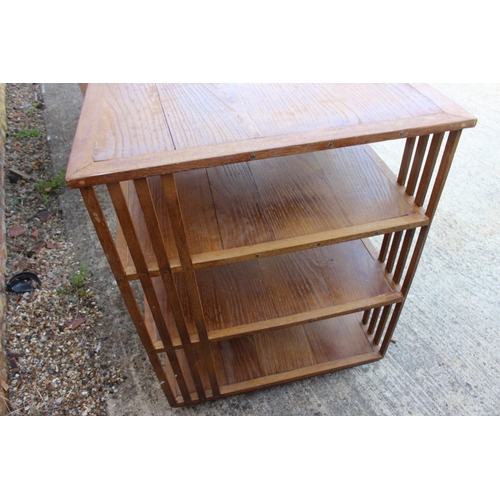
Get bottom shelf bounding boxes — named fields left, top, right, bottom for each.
left=163, top=312, right=382, bottom=405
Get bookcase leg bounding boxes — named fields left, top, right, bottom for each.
left=375, top=131, right=464, bottom=355
left=79, top=187, right=178, bottom=407
left=107, top=182, right=194, bottom=403
left=161, top=174, right=221, bottom=398
left=133, top=178, right=207, bottom=401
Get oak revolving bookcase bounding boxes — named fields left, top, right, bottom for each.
left=66, top=84, right=476, bottom=407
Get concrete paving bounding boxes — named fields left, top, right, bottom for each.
left=42, top=83, right=500, bottom=415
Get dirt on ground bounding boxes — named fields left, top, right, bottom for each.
left=3, top=83, right=124, bottom=416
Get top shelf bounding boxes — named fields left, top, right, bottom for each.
left=66, top=83, right=477, bottom=187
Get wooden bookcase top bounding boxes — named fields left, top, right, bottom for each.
left=66, top=83, right=476, bottom=187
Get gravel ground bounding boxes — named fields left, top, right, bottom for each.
left=4, top=83, right=124, bottom=416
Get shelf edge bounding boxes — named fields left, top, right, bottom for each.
left=221, top=350, right=383, bottom=398
left=123, top=213, right=429, bottom=280
left=208, top=292, right=403, bottom=342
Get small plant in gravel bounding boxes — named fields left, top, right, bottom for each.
left=70, top=263, right=90, bottom=297
left=27, top=102, right=44, bottom=115
left=58, top=264, right=90, bottom=300
left=13, top=127, right=40, bottom=138
left=35, top=169, right=66, bottom=204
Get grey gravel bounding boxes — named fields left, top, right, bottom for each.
left=4, top=83, right=124, bottom=416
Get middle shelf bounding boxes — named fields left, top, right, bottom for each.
left=144, top=238, right=403, bottom=349
left=116, top=144, right=428, bottom=279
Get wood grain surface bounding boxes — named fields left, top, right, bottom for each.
left=67, top=84, right=476, bottom=187
left=115, top=145, right=422, bottom=278
left=144, top=239, right=401, bottom=347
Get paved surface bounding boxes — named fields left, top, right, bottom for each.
left=42, top=83, right=500, bottom=416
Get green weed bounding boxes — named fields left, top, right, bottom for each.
left=36, top=170, right=66, bottom=204
left=57, top=264, right=90, bottom=299
left=13, top=128, right=40, bottom=138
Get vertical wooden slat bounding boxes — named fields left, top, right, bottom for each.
left=368, top=307, right=381, bottom=335
left=414, top=132, right=445, bottom=207
left=393, top=229, right=416, bottom=285
left=406, top=135, right=430, bottom=196
left=370, top=129, right=459, bottom=355
left=397, top=137, right=416, bottom=186
left=134, top=177, right=207, bottom=401
left=373, top=305, right=392, bottom=346
left=362, top=310, right=371, bottom=325
left=426, top=130, right=462, bottom=219
left=385, top=231, right=403, bottom=274
left=378, top=233, right=392, bottom=263
left=79, top=187, right=178, bottom=407
left=380, top=303, right=403, bottom=355
left=161, top=173, right=221, bottom=397
left=107, top=182, right=192, bottom=403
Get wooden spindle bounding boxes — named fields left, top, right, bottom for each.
left=80, top=187, right=177, bottom=406
left=161, top=173, right=221, bottom=398
left=397, top=137, right=416, bottom=186
left=380, top=303, right=403, bottom=356
left=362, top=309, right=371, bottom=325
left=107, top=182, right=192, bottom=403
left=406, top=135, right=430, bottom=196
left=393, top=229, right=416, bottom=285
left=378, top=233, right=392, bottom=263
left=134, top=178, right=207, bottom=401
left=426, top=130, right=462, bottom=220
left=414, top=133, right=445, bottom=207
left=373, top=305, right=392, bottom=346
left=385, top=231, right=403, bottom=274
left=368, top=308, right=381, bottom=335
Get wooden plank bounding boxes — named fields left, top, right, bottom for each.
left=220, top=352, right=382, bottom=397
left=209, top=343, right=228, bottom=388
left=235, top=84, right=444, bottom=137
left=174, top=170, right=224, bottom=254
left=68, top=84, right=477, bottom=188
left=196, top=258, right=279, bottom=331
left=120, top=213, right=429, bottom=279
left=315, top=240, right=395, bottom=303
left=218, top=336, right=262, bottom=385
left=380, top=303, right=404, bottom=356
left=68, top=82, right=476, bottom=189
left=207, top=162, right=275, bottom=248
left=93, top=83, right=175, bottom=162
left=209, top=293, right=402, bottom=342
left=258, top=249, right=334, bottom=318
left=315, top=147, right=415, bottom=226
left=116, top=145, right=420, bottom=273
left=304, top=314, right=374, bottom=364
left=195, top=241, right=396, bottom=334
left=156, top=83, right=262, bottom=149
left=254, top=326, right=316, bottom=376
left=66, top=85, right=105, bottom=181
left=249, top=152, right=349, bottom=238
